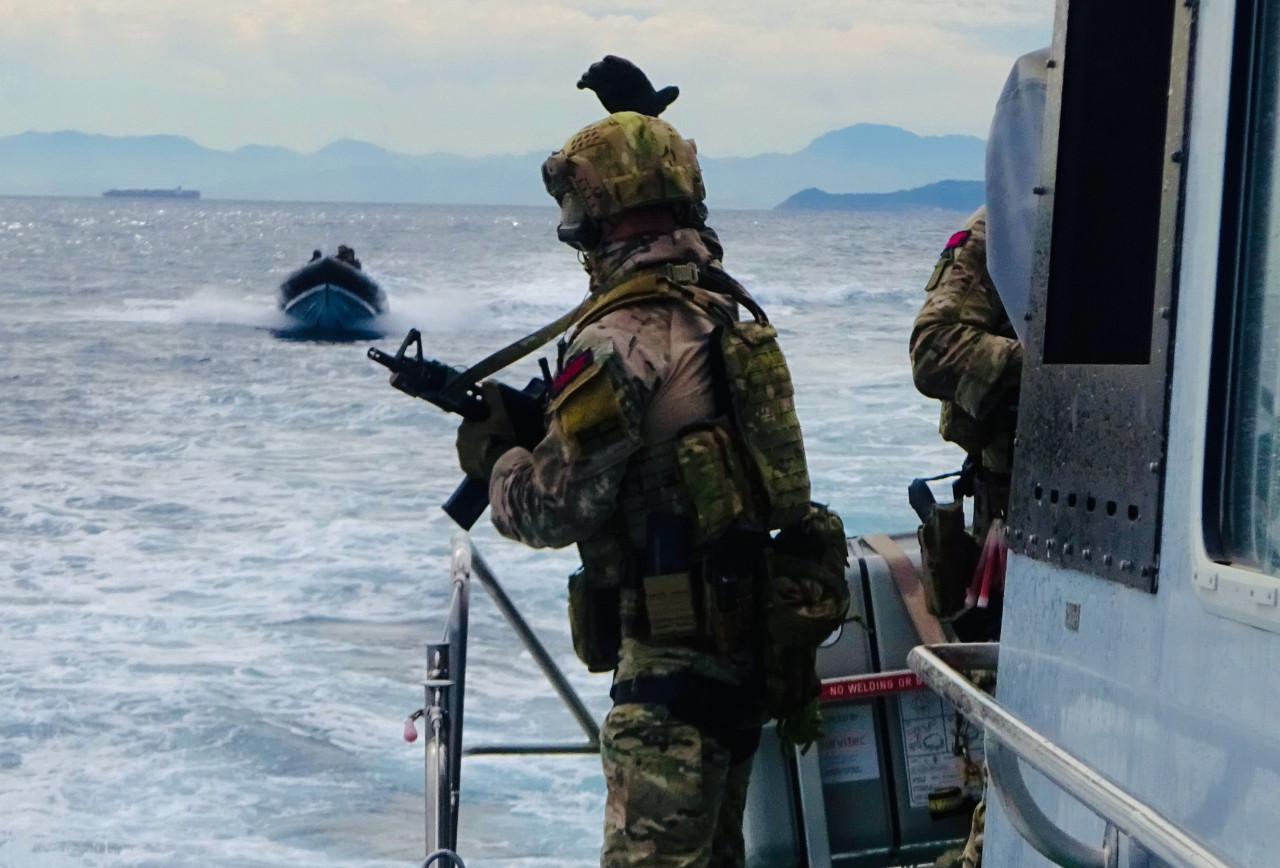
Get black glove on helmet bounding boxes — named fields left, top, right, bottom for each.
left=577, top=55, right=679, bottom=117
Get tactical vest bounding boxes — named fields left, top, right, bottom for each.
left=563, top=264, right=814, bottom=672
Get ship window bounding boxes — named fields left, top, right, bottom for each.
left=1208, top=0, right=1280, bottom=574
left=1042, top=0, right=1175, bottom=365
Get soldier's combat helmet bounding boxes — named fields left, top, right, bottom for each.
left=542, top=111, right=705, bottom=250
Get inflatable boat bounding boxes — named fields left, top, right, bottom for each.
left=277, top=256, right=388, bottom=338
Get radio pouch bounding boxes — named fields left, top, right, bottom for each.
left=917, top=499, right=979, bottom=618
left=762, top=503, right=851, bottom=721
left=568, top=528, right=626, bottom=672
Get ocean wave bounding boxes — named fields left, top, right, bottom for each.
left=0, top=201, right=966, bottom=866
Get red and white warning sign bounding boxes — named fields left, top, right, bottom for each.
left=820, top=670, right=925, bottom=703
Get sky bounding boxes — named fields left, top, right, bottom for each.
left=0, top=0, right=1053, bottom=158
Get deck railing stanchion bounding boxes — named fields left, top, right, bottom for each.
left=418, top=532, right=602, bottom=865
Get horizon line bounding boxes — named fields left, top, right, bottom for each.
left=0, top=180, right=985, bottom=213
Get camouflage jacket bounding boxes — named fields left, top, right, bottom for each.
left=489, top=228, right=757, bottom=688
left=909, top=207, right=1021, bottom=474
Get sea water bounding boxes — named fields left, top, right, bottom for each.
left=0, top=197, right=967, bottom=866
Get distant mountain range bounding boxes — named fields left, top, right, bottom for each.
left=777, top=180, right=984, bottom=212
left=0, top=124, right=985, bottom=210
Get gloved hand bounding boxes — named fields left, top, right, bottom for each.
left=455, top=381, right=519, bottom=480
left=577, top=55, right=679, bottom=117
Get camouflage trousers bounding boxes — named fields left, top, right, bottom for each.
left=600, top=702, right=755, bottom=868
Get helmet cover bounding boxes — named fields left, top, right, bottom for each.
left=542, top=111, right=705, bottom=223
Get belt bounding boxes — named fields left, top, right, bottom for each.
left=611, top=673, right=764, bottom=762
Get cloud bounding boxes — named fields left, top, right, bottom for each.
left=0, top=0, right=1052, bottom=156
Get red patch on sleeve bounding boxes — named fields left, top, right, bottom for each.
left=552, top=349, right=594, bottom=394
left=944, top=230, right=971, bottom=251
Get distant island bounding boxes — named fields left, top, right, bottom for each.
left=103, top=187, right=200, bottom=199
left=0, top=125, right=983, bottom=209
left=776, top=179, right=983, bottom=212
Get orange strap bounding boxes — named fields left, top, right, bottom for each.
left=862, top=533, right=948, bottom=646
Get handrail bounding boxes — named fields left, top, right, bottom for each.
left=418, top=532, right=602, bottom=865
left=466, top=743, right=601, bottom=756
left=907, top=643, right=1236, bottom=868
left=986, top=740, right=1115, bottom=868
left=465, top=541, right=600, bottom=750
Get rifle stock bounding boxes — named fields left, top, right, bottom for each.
left=368, top=329, right=549, bottom=529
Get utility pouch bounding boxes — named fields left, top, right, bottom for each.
left=569, top=529, right=625, bottom=672
left=636, top=514, right=700, bottom=644
left=761, top=503, right=851, bottom=720
left=643, top=572, right=699, bottom=641
left=568, top=567, right=621, bottom=672
left=917, top=499, right=979, bottom=618
left=718, top=322, right=811, bottom=529
left=675, top=423, right=749, bottom=541
left=767, top=505, right=850, bottom=645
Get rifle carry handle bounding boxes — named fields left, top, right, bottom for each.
left=368, top=329, right=550, bottom=530
left=367, top=329, right=487, bottom=420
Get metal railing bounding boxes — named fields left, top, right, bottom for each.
left=461, top=534, right=600, bottom=756
left=418, top=534, right=471, bottom=866
left=415, top=532, right=600, bottom=867
left=907, top=643, right=1236, bottom=868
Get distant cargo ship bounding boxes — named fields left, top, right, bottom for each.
left=102, top=187, right=200, bottom=200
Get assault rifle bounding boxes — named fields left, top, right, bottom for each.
left=368, top=328, right=550, bottom=529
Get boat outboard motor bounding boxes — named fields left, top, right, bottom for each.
left=985, top=47, right=1049, bottom=344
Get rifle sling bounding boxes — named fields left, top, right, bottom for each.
left=439, top=263, right=755, bottom=404
left=572, top=264, right=755, bottom=339
left=438, top=298, right=589, bottom=404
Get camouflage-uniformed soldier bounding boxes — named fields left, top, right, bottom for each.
left=912, top=208, right=1017, bottom=868
left=456, top=111, right=817, bottom=868
left=910, top=206, right=1021, bottom=537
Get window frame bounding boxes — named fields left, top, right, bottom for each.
left=1197, top=0, right=1280, bottom=632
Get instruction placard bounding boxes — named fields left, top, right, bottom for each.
left=898, top=689, right=976, bottom=807
left=818, top=703, right=880, bottom=784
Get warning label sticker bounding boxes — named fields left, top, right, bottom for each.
left=820, top=671, right=923, bottom=702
